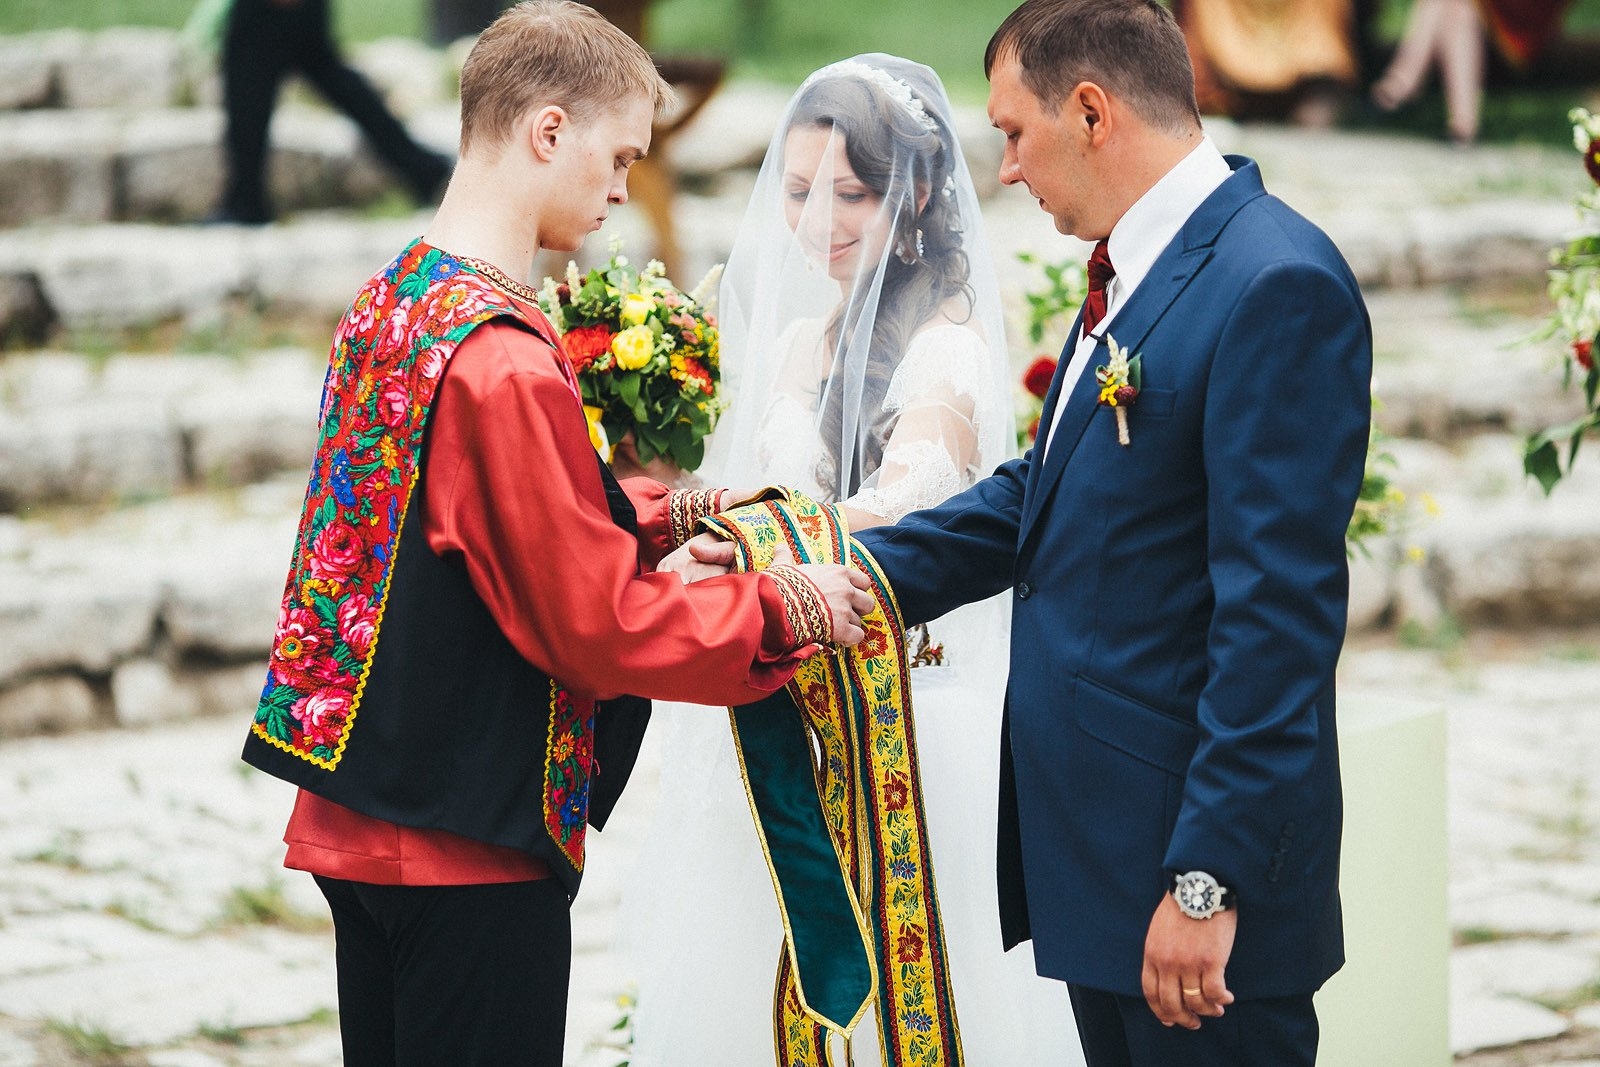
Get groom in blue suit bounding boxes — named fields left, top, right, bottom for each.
left=853, top=1, right=1371, bottom=1063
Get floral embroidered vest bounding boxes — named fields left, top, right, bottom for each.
left=241, top=240, right=647, bottom=896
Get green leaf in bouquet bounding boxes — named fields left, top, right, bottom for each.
left=577, top=276, right=609, bottom=309
left=676, top=436, right=706, bottom=471
left=617, top=372, right=641, bottom=407
left=602, top=414, right=629, bottom=448
left=605, top=263, right=638, bottom=291
left=639, top=423, right=669, bottom=456
left=670, top=421, right=696, bottom=452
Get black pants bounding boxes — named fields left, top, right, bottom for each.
left=315, top=876, right=571, bottom=1067
left=1068, top=984, right=1319, bottom=1067
left=220, top=0, right=450, bottom=222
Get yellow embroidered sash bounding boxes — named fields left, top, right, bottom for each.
left=702, top=491, right=964, bottom=1067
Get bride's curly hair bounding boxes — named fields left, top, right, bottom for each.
left=788, top=67, right=975, bottom=496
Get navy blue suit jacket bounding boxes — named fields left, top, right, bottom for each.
left=856, top=158, right=1371, bottom=1000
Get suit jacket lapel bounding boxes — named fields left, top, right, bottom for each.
left=1017, top=157, right=1268, bottom=550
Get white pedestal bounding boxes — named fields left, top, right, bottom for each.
left=1317, top=694, right=1450, bottom=1067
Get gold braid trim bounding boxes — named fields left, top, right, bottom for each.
left=456, top=255, right=543, bottom=304
left=667, top=488, right=722, bottom=548
left=765, top=563, right=832, bottom=649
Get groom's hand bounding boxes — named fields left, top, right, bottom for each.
left=1141, top=893, right=1236, bottom=1029
left=795, top=564, right=874, bottom=646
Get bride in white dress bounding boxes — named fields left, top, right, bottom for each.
left=624, top=54, right=1083, bottom=1066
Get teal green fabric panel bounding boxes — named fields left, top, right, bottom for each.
left=733, top=689, right=873, bottom=1029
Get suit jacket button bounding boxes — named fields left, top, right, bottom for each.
left=1017, top=581, right=1033, bottom=600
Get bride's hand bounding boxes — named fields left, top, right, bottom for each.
left=658, top=532, right=733, bottom=584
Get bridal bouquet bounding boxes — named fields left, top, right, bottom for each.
left=540, top=242, right=726, bottom=471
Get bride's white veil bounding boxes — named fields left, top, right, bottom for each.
left=702, top=52, right=1015, bottom=503
left=623, top=56, right=1066, bottom=1067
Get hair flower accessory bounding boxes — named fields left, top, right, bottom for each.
left=803, top=59, right=939, bottom=133
left=1095, top=335, right=1142, bottom=447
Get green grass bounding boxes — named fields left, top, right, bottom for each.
left=197, top=1019, right=248, bottom=1045
left=43, top=1018, right=132, bottom=1064
left=1453, top=924, right=1514, bottom=946
left=215, top=878, right=330, bottom=932
left=1534, top=979, right=1600, bottom=1013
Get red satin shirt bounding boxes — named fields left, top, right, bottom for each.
left=284, top=304, right=804, bottom=885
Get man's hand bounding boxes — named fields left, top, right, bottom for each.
left=657, top=532, right=734, bottom=583
left=795, top=564, right=874, bottom=646
left=1141, top=892, right=1236, bottom=1029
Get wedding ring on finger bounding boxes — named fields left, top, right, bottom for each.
left=1182, top=987, right=1202, bottom=997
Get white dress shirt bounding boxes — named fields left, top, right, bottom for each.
left=1041, top=137, right=1234, bottom=458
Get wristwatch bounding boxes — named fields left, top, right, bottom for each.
left=1172, top=870, right=1232, bottom=920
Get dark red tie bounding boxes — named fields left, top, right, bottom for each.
left=1082, top=239, right=1116, bottom=337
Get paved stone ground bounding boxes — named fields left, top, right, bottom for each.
left=0, top=630, right=1594, bottom=1065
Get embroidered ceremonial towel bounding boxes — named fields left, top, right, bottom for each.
left=703, top=491, right=965, bottom=1067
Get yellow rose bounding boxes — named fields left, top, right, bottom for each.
left=583, top=405, right=612, bottom=460
left=620, top=294, right=654, bottom=327
left=611, top=325, right=655, bottom=371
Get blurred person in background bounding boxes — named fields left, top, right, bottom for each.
left=1174, top=0, right=1362, bottom=127
left=214, top=0, right=452, bottom=224
left=1371, top=0, right=1575, bottom=144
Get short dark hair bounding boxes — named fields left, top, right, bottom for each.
left=984, top=0, right=1200, bottom=134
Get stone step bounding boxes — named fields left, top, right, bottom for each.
left=0, top=348, right=325, bottom=512
left=1, top=422, right=1596, bottom=742
left=0, top=104, right=447, bottom=229
left=0, top=173, right=1574, bottom=345
left=0, top=27, right=455, bottom=115
left=1366, top=287, right=1584, bottom=443
left=0, top=283, right=1574, bottom=512
left=1346, top=431, right=1600, bottom=631
left=0, top=477, right=299, bottom=738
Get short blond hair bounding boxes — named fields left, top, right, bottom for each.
left=459, top=1, right=673, bottom=156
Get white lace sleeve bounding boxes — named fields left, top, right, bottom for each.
left=845, top=325, right=995, bottom=524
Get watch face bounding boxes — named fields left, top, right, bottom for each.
left=1176, top=872, right=1220, bottom=917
